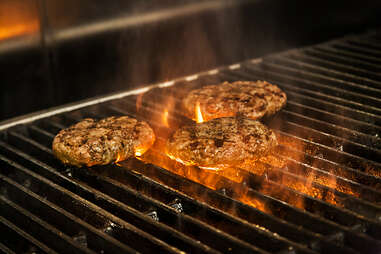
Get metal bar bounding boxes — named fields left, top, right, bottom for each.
left=0, top=141, right=221, bottom=254
left=11, top=123, right=306, bottom=254
left=241, top=62, right=381, bottom=112
left=303, top=48, right=381, bottom=82
left=106, top=84, right=381, bottom=190
left=0, top=216, right=56, bottom=254
left=29, top=115, right=354, bottom=254
left=256, top=61, right=381, bottom=107
left=332, top=41, right=381, bottom=58
left=0, top=141, right=309, bottom=254
left=222, top=68, right=381, bottom=133
left=321, top=43, right=381, bottom=66
left=0, top=195, right=95, bottom=254
left=274, top=110, right=381, bottom=159
left=241, top=60, right=381, bottom=116
left=22, top=107, right=381, bottom=252
left=275, top=130, right=381, bottom=181
left=347, top=38, right=381, bottom=52
left=267, top=54, right=381, bottom=94
left=40, top=114, right=316, bottom=254
left=0, top=243, right=16, bottom=254
left=281, top=51, right=381, bottom=93
left=0, top=154, right=183, bottom=254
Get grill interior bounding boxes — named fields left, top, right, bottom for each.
left=1, top=31, right=381, bottom=254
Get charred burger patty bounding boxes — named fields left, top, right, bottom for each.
left=52, top=116, right=155, bottom=167
left=166, top=116, right=277, bottom=169
left=183, top=80, right=287, bottom=121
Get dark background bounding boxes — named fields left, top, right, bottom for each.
left=1, top=0, right=381, bottom=122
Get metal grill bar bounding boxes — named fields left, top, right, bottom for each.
left=318, top=44, right=381, bottom=66
left=120, top=90, right=380, bottom=216
left=0, top=191, right=96, bottom=254
left=108, top=85, right=381, bottom=196
left=303, top=49, right=381, bottom=82
left=0, top=141, right=221, bottom=254
left=205, top=71, right=381, bottom=166
left=0, top=216, right=56, bottom=254
left=330, top=42, right=381, bottom=60
left=281, top=51, right=381, bottom=95
left=0, top=147, right=181, bottom=254
left=346, top=38, right=381, bottom=52
left=97, top=96, right=380, bottom=251
left=26, top=111, right=357, bottom=253
left=3, top=124, right=306, bottom=254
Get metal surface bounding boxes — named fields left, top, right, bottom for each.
left=1, top=31, right=381, bottom=253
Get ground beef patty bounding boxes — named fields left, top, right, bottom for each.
left=166, top=116, right=277, bottom=169
left=183, top=81, right=287, bottom=122
left=53, top=116, right=155, bottom=167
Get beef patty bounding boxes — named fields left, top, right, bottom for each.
left=183, top=81, right=287, bottom=122
left=166, top=116, right=277, bottom=169
left=53, top=116, right=155, bottom=167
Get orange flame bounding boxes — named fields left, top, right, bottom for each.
left=114, top=153, right=123, bottom=166
left=135, top=145, right=152, bottom=157
left=195, top=102, right=204, bottom=123
left=163, top=109, right=169, bottom=128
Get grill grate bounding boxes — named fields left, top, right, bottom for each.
left=1, top=31, right=381, bottom=253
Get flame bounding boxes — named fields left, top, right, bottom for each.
left=163, top=109, right=169, bottom=128
left=114, top=153, right=123, bottom=166
left=135, top=145, right=151, bottom=157
left=117, top=94, right=371, bottom=220
left=134, top=140, right=269, bottom=213
left=166, top=152, right=224, bottom=171
left=195, top=102, right=204, bottom=123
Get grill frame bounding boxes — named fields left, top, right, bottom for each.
left=1, top=31, right=381, bottom=254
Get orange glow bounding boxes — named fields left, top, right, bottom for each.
left=118, top=89, right=370, bottom=218
left=132, top=139, right=269, bottom=213
left=0, top=1, right=39, bottom=41
left=115, top=154, right=121, bottom=163
left=136, top=93, right=144, bottom=112
left=135, top=148, right=145, bottom=157
left=0, top=23, right=37, bottom=40
left=166, top=151, right=225, bottom=172
left=195, top=102, right=204, bottom=123
left=162, top=109, right=169, bottom=128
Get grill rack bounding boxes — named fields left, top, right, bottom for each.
left=1, top=31, right=381, bottom=254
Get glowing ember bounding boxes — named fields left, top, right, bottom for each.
left=166, top=153, right=193, bottom=166
left=135, top=146, right=149, bottom=157
left=166, top=151, right=224, bottom=171
left=198, top=165, right=223, bottom=171
left=195, top=101, right=204, bottom=123
left=163, top=109, right=169, bottom=128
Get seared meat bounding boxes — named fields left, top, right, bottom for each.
left=183, top=81, right=287, bottom=122
left=52, top=116, right=155, bottom=167
left=166, top=116, right=277, bottom=169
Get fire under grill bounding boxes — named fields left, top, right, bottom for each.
left=1, top=31, right=381, bottom=254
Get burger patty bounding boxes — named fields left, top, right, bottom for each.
left=166, top=116, right=277, bottom=169
left=183, top=81, right=287, bottom=122
left=52, top=116, right=155, bottom=167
